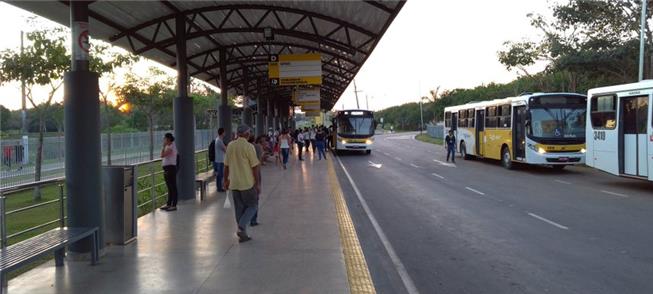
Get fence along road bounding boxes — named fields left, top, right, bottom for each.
left=0, top=129, right=213, bottom=187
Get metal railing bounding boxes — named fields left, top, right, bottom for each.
left=0, top=149, right=212, bottom=248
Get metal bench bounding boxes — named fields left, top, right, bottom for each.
left=195, top=171, right=216, bottom=201
left=0, top=227, right=99, bottom=294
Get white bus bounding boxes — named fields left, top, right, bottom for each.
left=586, top=81, right=653, bottom=181
left=444, top=93, right=587, bottom=169
left=332, top=109, right=376, bottom=154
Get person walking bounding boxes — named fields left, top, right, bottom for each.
left=224, top=125, right=261, bottom=243
left=445, top=130, right=456, bottom=163
left=208, top=128, right=227, bottom=192
left=315, top=127, right=327, bottom=160
left=279, top=129, right=291, bottom=169
left=160, top=133, right=178, bottom=211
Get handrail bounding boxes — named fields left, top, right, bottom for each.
left=0, top=177, right=65, bottom=195
left=0, top=148, right=211, bottom=248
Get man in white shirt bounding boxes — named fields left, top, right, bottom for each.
left=208, top=128, right=227, bottom=192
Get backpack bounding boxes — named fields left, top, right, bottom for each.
left=208, top=139, right=216, bottom=162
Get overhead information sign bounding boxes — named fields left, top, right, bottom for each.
left=269, top=54, right=322, bottom=86
left=292, top=88, right=320, bottom=104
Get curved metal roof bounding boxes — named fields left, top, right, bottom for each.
left=9, top=1, right=405, bottom=110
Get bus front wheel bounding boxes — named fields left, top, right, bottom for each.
left=366, top=150, right=371, bottom=155
left=501, top=147, right=513, bottom=170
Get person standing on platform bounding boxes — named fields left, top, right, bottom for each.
left=208, top=128, right=227, bottom=192
left=304, top=127, right=311, bottom=153
left=296, top=129, right=305, bottom=161
left=315, top=127, right=327, bottom=160
left=160, top=133, right=178, bottom=211
left=224, top=125, right=261, bottom=243
left=309, top=126, right=317, bottom=153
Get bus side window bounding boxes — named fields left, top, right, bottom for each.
left=445, top=112, right=451, bottom=127
left=590, top=95, right=616, bottom=129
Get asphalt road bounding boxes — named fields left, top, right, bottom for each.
left=332, top=132, right=653, bottom=294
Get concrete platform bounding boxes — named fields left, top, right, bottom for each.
left=9, top=153, right=349, bottom=294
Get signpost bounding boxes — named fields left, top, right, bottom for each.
left=269, top=53, right=322, bottom=86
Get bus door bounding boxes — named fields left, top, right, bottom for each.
left=513, top=106, right=527, bottom=160
left=619, top=95, right=649, bottom=177
left=475, top=109, right=485, bottom=156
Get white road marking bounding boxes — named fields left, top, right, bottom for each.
left=433, top=159, right=456, bottom=167
left=600, top=190, right=629, bottom=198
left=335, top=156, right=420, bottom=294
left=410, top=163, right=420, bottom=168
left=368, top=161, right=383, bottom=169
left=431, top=173, right=445, bottom=179
left=465, top=187, right=485, bottom=195
left=383, top=152, right=391, bottom=156
left=554, top=179, right=571, bottom=185
left=527, top=212, right=569, bottom=230
left=394, top=157, right=402, bottom=161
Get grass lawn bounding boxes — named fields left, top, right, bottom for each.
left=415, top=134, right=444, bottom=145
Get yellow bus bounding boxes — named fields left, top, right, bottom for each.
left=444, top=93, right=587, bottom=169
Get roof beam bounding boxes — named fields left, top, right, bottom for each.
left=363, top=1, right=394, bottom=14
left=109, top=4, right=377, bottom=42
left=135, top=28, right=363, bottom=56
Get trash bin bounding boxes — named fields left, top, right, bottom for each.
left=102, top=165, right=137, bottom=245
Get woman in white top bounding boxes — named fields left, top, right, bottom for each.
left=160, top=133, right=178, bottom=211
left=279, top=129, right=292, bottom=169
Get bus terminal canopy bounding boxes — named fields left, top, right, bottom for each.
left=10, top=1, right=405, bottom=110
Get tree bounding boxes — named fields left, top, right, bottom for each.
left=0, top=28, right=69, bottom=200
left=499, top=0, right=653, bottom=87
left=90, top=44, right=139, bottom=165
left=115, top=68, right=174, bottom=160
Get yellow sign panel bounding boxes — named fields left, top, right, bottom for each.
left=269, top=53, right=322, bottom=86
left=304, top=111, right=321, bottom=117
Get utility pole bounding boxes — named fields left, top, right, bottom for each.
left=639, top=0, right=648, bottom=81
left=353, top=79, right=361, bottom=109
left=20, top=31, right=27, bottom=135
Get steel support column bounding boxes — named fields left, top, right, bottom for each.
left=255, top=78, right=264, bottom=136
left=65, top=1, right=103, bottom=253
left=266, top=93, right=273, bottom=132
left=173, top=14, right=195, bottom=201
left=218, top=49, right=232, bottom=144
left=241, top=66, right=252, bottom=128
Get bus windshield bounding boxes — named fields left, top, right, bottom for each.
left=529, top=107, right=586, bottom=139
left=336, top=115, right=374, bottom=136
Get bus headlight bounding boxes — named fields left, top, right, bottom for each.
left=365, top=139, right=373, bottom=145
left=538, top=147, right=546, bottom=154
left=580, top=148, right=586, bottom=153
left=341, top=140, right=347, bottom=145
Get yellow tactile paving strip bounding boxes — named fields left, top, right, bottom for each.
left=327, top=156, right=377, bottom=294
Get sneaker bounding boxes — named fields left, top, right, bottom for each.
left=250, top=222, right=259, bottom=227
left=159, top=205, right=170, bottom=210
left=165, top=206, right=177, bottom=211
left=236, top=231, right=251, bottom=242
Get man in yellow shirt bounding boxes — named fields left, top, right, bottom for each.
left=224, top=125, right=261, bottom=242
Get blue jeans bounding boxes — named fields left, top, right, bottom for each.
left=446, top=145, right=456, bottom=162
left=281, top=148, right=290, bottom=165
left=213, top=162, right=224, bottom=190
left=232, top=187, right=258, bottom=234
left=316, top=141, right=326, bottom=160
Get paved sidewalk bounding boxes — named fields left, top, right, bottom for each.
left=9, top=153, right=349, bottom=294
